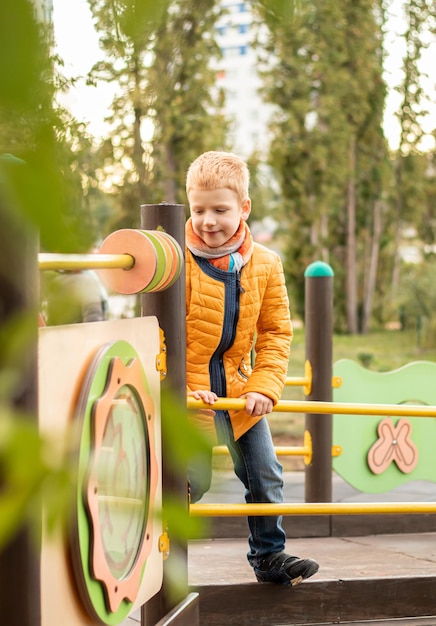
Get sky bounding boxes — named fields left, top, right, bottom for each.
left=52, top=0, right=436, bottom=150
left=52, top=0, right=115, bottom=138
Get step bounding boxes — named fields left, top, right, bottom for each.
left=188, top=534, right=436, bottom=625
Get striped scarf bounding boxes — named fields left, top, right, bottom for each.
left=186, top=218, right=254, bottom=271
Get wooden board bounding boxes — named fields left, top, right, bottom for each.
left=39, top=317, right=163, bottom=626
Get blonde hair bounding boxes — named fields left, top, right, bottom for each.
left=186, top=151, right=250, bottom=204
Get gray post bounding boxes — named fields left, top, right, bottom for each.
left=304, top=261, right=334, bottom=503
left=139, top=204, right=192, bottom=625
left=0, top=157, right=40, bottom=626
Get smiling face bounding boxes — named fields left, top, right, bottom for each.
left=188, top=187, right=251, bottom=248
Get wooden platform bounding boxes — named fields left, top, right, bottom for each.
left=189, top=533, right=436, bottom=625
left=121, top=472, right=436, bottom=625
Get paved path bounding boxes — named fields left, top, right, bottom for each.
left=201, top=469, right=436, bottom=505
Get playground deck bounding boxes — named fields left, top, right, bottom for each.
left=121, top=471, right=436, bottom=625
left=188, top=532, right=436, bottom=624
left=187, top=471, right=436, bottom=625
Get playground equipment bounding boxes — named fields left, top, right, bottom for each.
left=189, top=394, right=436, bottom=518
left=187, top=260, right=436, bottom=625
left=39, top=318, right=164, bottom=626
left=4, top=200, right=436, bottom=626
left=39, top=228, right=183, bottom=295
left=188, top=396, right=436, bottom=418
left=4, top=202, right=194, bottom=626
left=212, top=429, right=324, bottom=463
left=37, top=224, right=185, bottom=625
left=190, top=501, right=436, bottom=516
left=332, top=358, right=436, bottom=492
left=284, top=360, right=342, bottom=395
left=188, top=261, right=436, bottom=544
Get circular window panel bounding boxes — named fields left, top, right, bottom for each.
left=70, top=340, right=158, bottom=624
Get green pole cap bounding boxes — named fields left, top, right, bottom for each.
left=304, top=260, right=334, bottom=277
left=0, top=154, right=26, bottom=186
left=0, top=154, right=26, bottom=165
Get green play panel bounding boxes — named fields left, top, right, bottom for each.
left=333, top=359, right=436, bottom=493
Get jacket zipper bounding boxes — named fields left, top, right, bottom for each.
left=211, top=270, right=242, bottom=397
left=193, top=257, right=243, bottom=399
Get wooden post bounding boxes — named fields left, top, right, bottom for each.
left=140, top=204, right=196, bottom=625
left=140, top=203, right=186, bottom=392
left=304, top=261, right=334, bottom=503
left=0, top=157, right=40, bottom=625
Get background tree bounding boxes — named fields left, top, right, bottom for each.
left=416, top=149, right=436, bottom=247
left=88, top=0, right=228, bottom=223
left=256, top=0, right=388, bottom=333
left=398, top=256, right=436, bottom=349
left=0, top=6, right=91, bottom=613
left=87, top=0, right=169, bottom=227
left=147, top=0, right=229, bottom=206
left=0, top=6, right=94, bottom=253
left=390, top=0, right=436, bottom=304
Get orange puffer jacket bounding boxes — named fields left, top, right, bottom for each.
left=186, top=242, right=293, bottom=440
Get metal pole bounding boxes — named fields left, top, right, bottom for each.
left=38, top=252, right=134, bottom=270
left=140, top=203, right=190, bottom=625
left=190, top=501, right=436, bottom=517
left=304, top=261, right=334, bottom=503
left=187, top=397, right=436, bottom=419
left=0, top=159, right=40, bottom=626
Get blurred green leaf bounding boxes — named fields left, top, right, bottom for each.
left=0, top=408, right=75, bottom=547
left=158, top=494, right=207, bottom=542
left=117, top=0, right=169, bottom=42
left=0, top=312, right=35, bottom=369
left=160, top=387, right=214, bottom=469
left=0, top=1, right=94, bottom=254
left=0, top=1, right=42, bottom=108
left=255, top=0, right=299, bottom=23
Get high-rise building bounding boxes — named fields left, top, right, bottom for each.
left=32, top=0, right=53, bottom=24
left=214, top=1, right=273, bottom=158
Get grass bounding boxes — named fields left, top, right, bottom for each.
left=213, top=326, right=436, bottom=472
left=289, top=325, right=436, bottom=376
left=272, top=325, right=436, bottom=436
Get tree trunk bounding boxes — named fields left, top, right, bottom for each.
left=132, top=55, right=149, bottom=204
left=309, top=196, right=329, bottom=264
left=320, top=210, right=329, bottom=263
left=361, top=198, right=382, bottom=334
left=391, top=161, right=403, bottom=305
left=164, top=145, right=177, bottom=204
left=346, top=136, right=358, bottom=334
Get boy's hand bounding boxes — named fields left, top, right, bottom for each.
left=188, top=390, right=218, bottom=405
left=240, top=392, right=273, bottom=417
left=187, top=390, right=218, bottom=445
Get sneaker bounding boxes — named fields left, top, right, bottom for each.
left=254, top=552, right=319, bottom=586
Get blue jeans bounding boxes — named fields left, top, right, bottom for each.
left=189, top=411, right=286, bottom=568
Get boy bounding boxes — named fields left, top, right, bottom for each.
left=185, top=151, right=319, bottom=586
